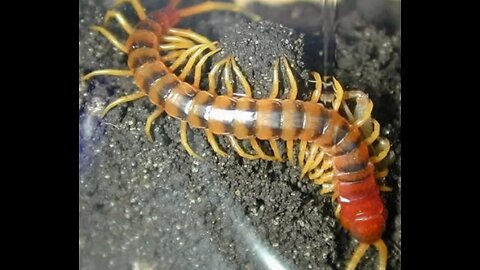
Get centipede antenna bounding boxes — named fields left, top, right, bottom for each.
left=177, top=1, right=261, bottom=21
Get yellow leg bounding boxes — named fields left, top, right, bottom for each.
left=334, top=204, right=341, bottom=219
left=193, top=48, right=221, bottom=88
left=205, top=130, right=228, bottom=157
left=309, top=158, right=332, bottom=180
left=344, top=90, right=373, bottom=127
left=300, top=144, right=319, bottom=178
left=230, top=57, right=253, bottom=97
left=370, top=137, right=390, bottom=164
left=310, top=72, right=323, bottom=103
left=101, top=91, right=146, bottom=117
left=363, top=119, right=380, bottom=145
left=81, top=69, right=132, bottom=81
left=282, top=57, right=298, bottom=100
left=269, top=139, right=284, bottom=162
left=162, top=36, right=196, bottom=48
left=208, top=57, right=230, bottom=95
left=145, top=107, right=164, bottom=143
left=298, top=141, right=308, bottom=168
left=223, top=57, right=235, bottom=97
left=375, top=169, right=389, bottom=180
left=331, top=77, right=345, bottom=111
left=380, top=185, right=393, bottom=192
left=114, top=0, right=146, bottom=20
left=269, top=59, right=280, bottom=99
left=177, top=1, right=261, bottom=21
left=179, top=44, right=212, bottom=80
left=309, top=151, right=326, bottom=174
left=319, top=182, right=335, bottom=194
left=286, top=140, right=294, bottom=164
left=315, top=171, right=334, bottom=186
left=374, top=240, right=388, bottom=270
left=250, top=139, right=276, bottom=161
left=160, top=43, right=198, bottom=51
left=161, top=50, right=186, bottom=63
left=227, top=136, right=258, bottom=160
left=90, top=26, right=127, bottom=53
left=331, top=186, right=339, bottom=204
left=180, top=121, right=202, bottom=159
left=169, top=28, right=215, bottom=45
left=103, top=10, right=134, bottom=34
left=346, top=243, right=370, bottom=270
left=342, top=100, right=355, bottom=123
left=168, top=44, right=209, bottom=71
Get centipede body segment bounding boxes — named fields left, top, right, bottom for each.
left=80, top=1, right=396, bottom=269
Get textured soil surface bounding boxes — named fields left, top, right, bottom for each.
left=79, top=0, right=401, bottom=269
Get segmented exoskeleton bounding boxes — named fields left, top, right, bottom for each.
left=81, top=1, right=392, bottom=269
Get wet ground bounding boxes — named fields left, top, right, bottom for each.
left=79, top=0, right=401, bottom=269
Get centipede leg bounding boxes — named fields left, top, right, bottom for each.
left=309, top=157, right=332, bottom=179
left=90, top=26, right=128, bottom=53
left=205, top=130, right=228, bottom=157
left=114, top=0, right=146, bottom=20
left=310, top=72, right=323, bottom=103
left=374, top=240, right=388, bottom=270
left=168, top=44, right=211, bottom=72
left=81, top=69, right=132, bottom=81
left=300, top=144, right=319, bottom=178
left=282, top=57, right=298, bottom=100
left=180, top=121, right=202, bottom=159
left=223, top=57, right=235, bottom=97
left=227, top=136, right=258, bottom=160
left=230, top=57, right=253, bottom=98
left=269, top=59, right=280, bottom=99
left=298, top=141, right=308, bottom=168
left=370, top=137, right=391, bottom=164
left=334, top=204, right=341, bottom=219
left=102, top=91, right=146, bottom=117
left=343, top=90, right=373, bottom=127
left=208, top=57, right=229, bottom=94
left=169, top=28, right=215, bottom=45
left=160, top=43, right=200, bottom=51
left=286, top=140, right=294, bottom=164
left=179, top=44, right=213, bottom=80
left=177, top=1, right=261, bottom=21
left=162, top=36, right=197, bottom=48
left=331, top=76, right=345, bottom=111
left=346, top=243, right=370, bottom=270
left=249, top=139, right=276, bottom=161
left=161, top=50, right=186, bottom=63
left=319, top=182, right=335, bottom=195
left=376, top=169, right=389, bottom=180
left=363, top=119, right=380, bottom=145
left=193, top=48, right=221, bottom=88
left=145, top=106, right=165, bottom=143
left=268, top=139, right=283, bottom=161
left=103, top=10, right=134, bottom=34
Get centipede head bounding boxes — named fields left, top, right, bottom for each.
left=147, top=6, right=181, bottom=31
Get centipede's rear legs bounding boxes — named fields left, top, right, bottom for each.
left=346, top=240, right=387, bottom=270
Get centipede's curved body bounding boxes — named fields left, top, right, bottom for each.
left=82, top=1, right=392, bottom=269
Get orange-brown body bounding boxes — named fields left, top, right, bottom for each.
left=126, top=5, right=387, bottom=249
left=83, top=2, right=391, bottom=268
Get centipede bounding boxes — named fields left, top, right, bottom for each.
left=80, top=0, right=395, bottom=269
